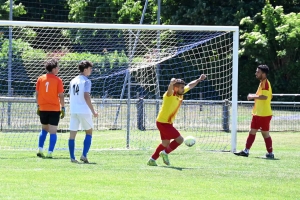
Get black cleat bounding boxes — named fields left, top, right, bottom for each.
left=80, top=155, right=89, bottom=163
left=265, top=153, right=274, bottom=159
left=234, top=150, right=249, bottom=157
left=37, top=152, right=45, bottom=158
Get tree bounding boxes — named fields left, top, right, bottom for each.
left=239, top=4, right=300, bottom=100
left=161, top=0, right=265, bottom=25
left=0, top=0, right=26, bottom=20
left=67, top=0, right=157, bottom=24
left=14, top=0, right=69, bottom=22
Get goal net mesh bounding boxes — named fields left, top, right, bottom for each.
left=0, top=23, right=234, bottom=151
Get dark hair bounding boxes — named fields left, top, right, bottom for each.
left=174, top=79, right=185, bottom=85
left=258, top=65, right=269, bottom=74
left=45, top=59, right=58, bottom=72
left=78, top=60, right=93, bottom=72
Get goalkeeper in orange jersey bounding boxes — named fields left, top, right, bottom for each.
left=234, top=65, right=274, bottom=159
left=36, top=59, right=65, bottom=158
left=147, top=74, right=206, bottom=166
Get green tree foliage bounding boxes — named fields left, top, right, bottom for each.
left=239, top=4, right=300, bottom=100
left=161, top=0, right=265, bottom=25
left=0, top=0, right=26, bottom=20
left=67, top=0, right=157, bottom=24
left=14, top=0, right=69, bottom=22
left=269, top=0, right=300, bottom=13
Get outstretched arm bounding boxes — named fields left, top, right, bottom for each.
left=187, top=74, right=206, bottom=90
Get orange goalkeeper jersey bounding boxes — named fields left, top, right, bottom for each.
left=36, top=73, right=64, bottom=111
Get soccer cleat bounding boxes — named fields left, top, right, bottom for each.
left=71, top=159, right=79, bottom=163
left=265, top=153, right=274, bottom=159
left=234, top=150, right=249, bottom=157
left=46, top=153, right=53, bottom=159
left=80, top=155, right=89, bottom=163
left=37, top=152, right=45, bottom=158
left=159, top=151, right=170, bottom=165
left=147, top=159, right=158, bottom=166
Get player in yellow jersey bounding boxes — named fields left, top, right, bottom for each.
left=234, top=65, right=274, bottom=159
left=147, top=74, right=206, bottom=166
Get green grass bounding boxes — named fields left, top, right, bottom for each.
left=0, top=132, right=300, bottom=200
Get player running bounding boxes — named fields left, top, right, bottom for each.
left=234, top=65, right=274, bottom=158
left=36, top=59, right=65, bottom=158
left=147, top=75, right=206, bottom=166
left=68, top=60, right=98, bottom=163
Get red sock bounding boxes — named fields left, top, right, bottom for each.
left=264, top=137, right=273, bottom=153
left=151, top=144, right=165, bottom=160
left=245, top=134, right=256, bottom=149
left=165, top=140, right=181, bottom=154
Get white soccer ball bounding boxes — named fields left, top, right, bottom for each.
left=184, top=136, right=196, bottom=147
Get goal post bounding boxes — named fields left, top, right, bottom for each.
left=0, top=20, right=239, bottom=152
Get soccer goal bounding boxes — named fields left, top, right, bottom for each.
left=0, top=20, right=239, bottom=152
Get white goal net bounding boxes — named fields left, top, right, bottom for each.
left=0, top=21, right=239, bottom=151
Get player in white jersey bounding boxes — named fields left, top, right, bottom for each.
left=68, top=60, right=98, bottom=163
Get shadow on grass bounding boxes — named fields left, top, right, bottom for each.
left=42, top=157, right=98, bottom=164
left=254, top=156, right=280, bottom=160
left=74, top=162, right=97, bottom=165
left=42, top=157, right=70, bottom=160
left=0, top=156, right=70, bottom=160
left=158, top=166, right=197, bottom=171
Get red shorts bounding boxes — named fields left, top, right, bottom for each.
left=250, top=115, right=272, bottom=131
left=156, top=121, right=181, bottom=140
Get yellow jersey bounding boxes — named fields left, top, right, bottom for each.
left=252, top=79, right=272, bottom=116
left=156, top=86, right=190, bottom=124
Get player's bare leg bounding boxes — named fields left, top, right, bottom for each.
left=37, top=124, right=49, bottom=158
left=46, top=125, right=58, bottom=158
left=234, top=129, right=258, bottom=157
left=261, top=131, right=274, bottom=158
left=69, top=131, right=78, bottom=163
left=80, top=129, right=93, bottom=163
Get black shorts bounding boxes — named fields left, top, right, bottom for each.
left=39, top=111, right=60, bottom=126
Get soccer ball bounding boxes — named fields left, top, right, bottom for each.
left=184, top=136, right=196, bottom=147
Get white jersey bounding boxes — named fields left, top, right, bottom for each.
left=69, top=75, right=92, bottom=114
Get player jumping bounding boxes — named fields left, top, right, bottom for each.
left=147, top=75, right=206, bottom=166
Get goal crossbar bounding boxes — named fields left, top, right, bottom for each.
left=0, top=20, right=239, bottom=32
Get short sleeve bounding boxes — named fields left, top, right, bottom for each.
left=84, top=80, right=91, bottom=93
left=57, top=78, right=64, bottom=94
left=183, top=86, right=190, bottom=94
left=261, top=80, right=270, bottom=96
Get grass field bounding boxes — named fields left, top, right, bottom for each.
left=0, top=132, right=299, bottom=200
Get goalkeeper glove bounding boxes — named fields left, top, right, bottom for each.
left=60, top=107, right=65, bottom=119
left=37, top=105, right=40, bottom=116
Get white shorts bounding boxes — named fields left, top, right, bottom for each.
left=69, top=113, right=93, bottom=131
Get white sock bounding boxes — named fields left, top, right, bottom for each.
left=244, top=149, right=249, bottom=153
left=48, top=151, right=53, bottom=154
left=38, top=147, right=43, bottom=152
